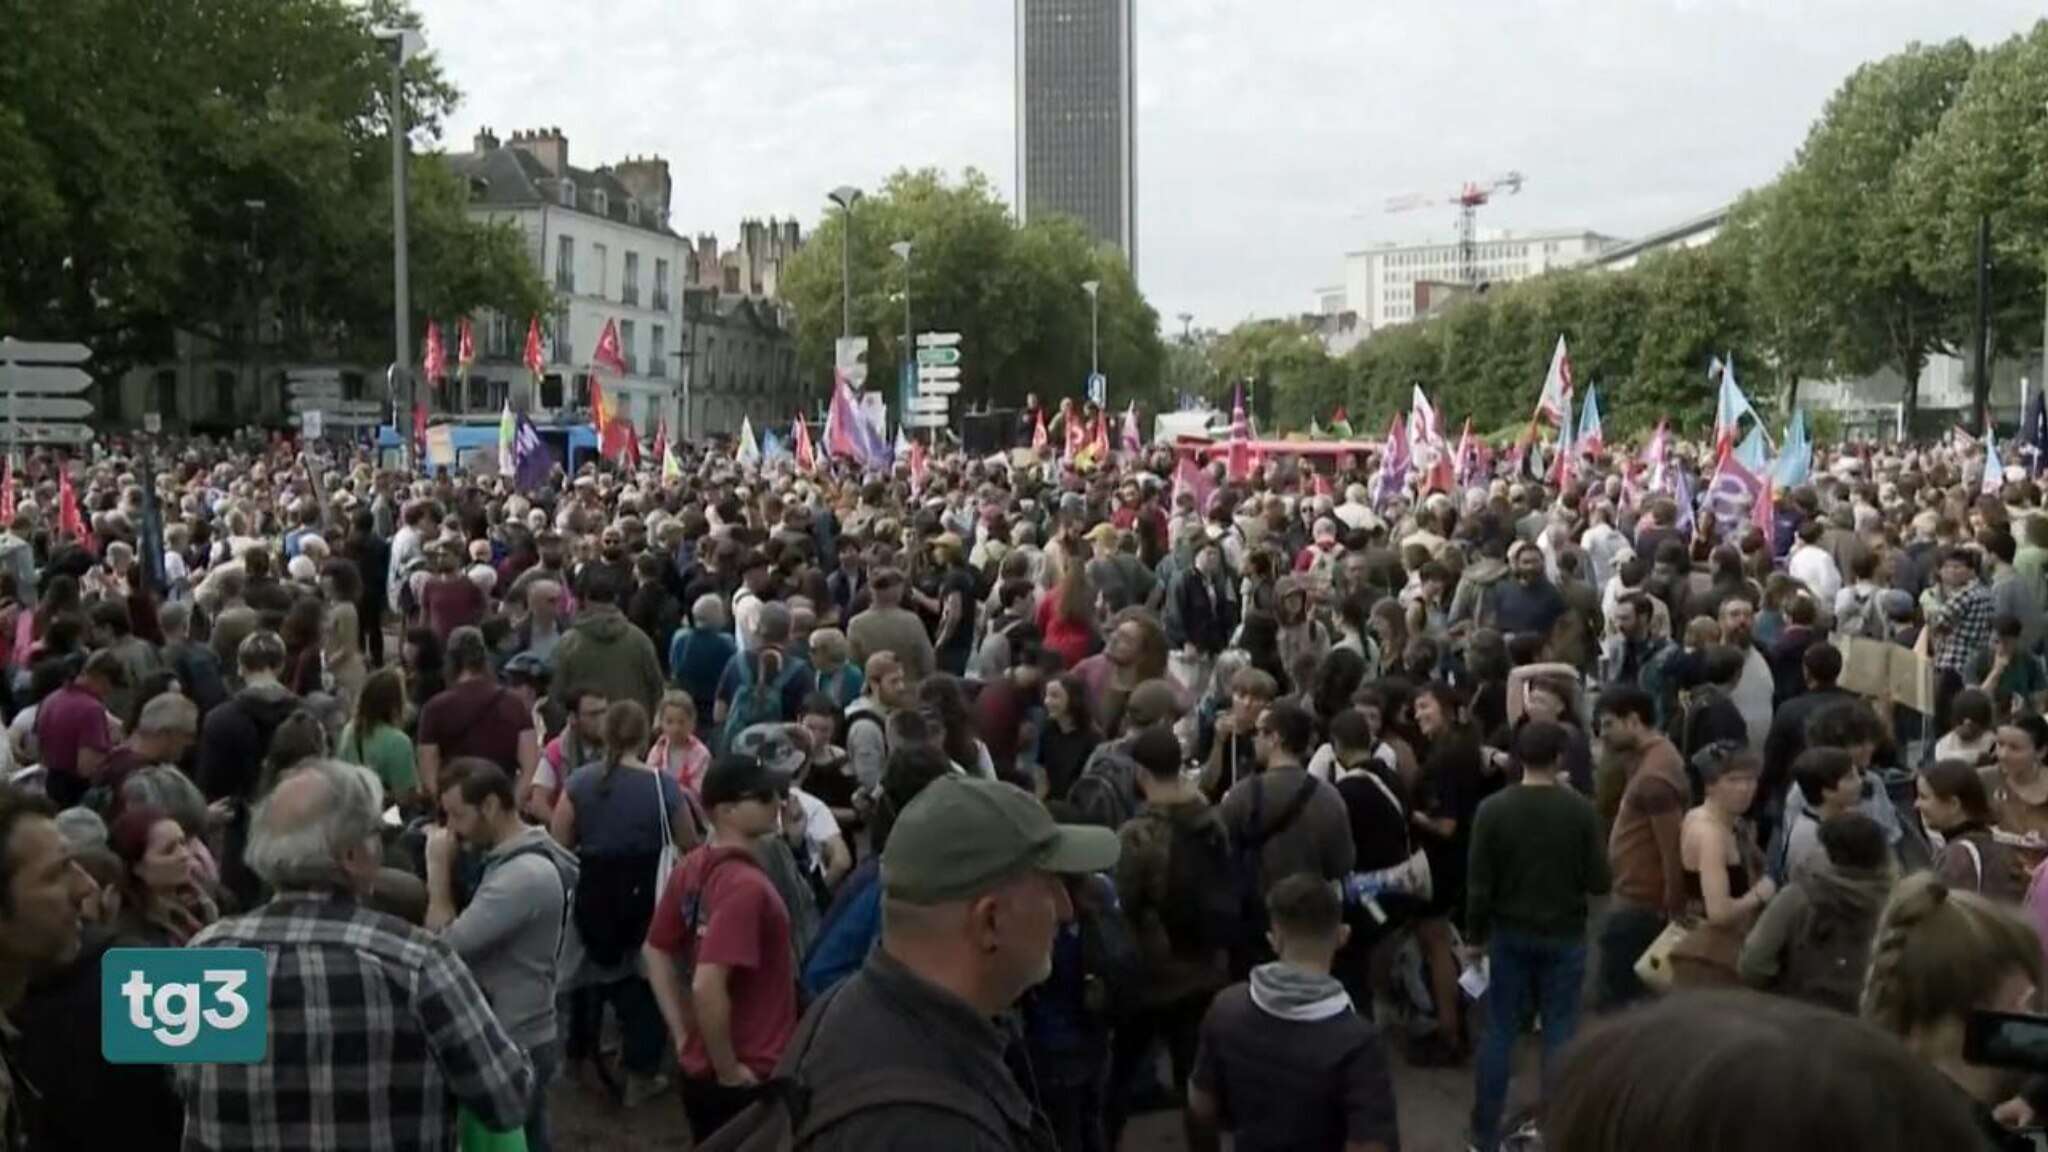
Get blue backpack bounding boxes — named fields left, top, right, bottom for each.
left=723, top=653, right=803, bottom=748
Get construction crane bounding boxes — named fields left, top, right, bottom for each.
left=1383, top=171, right=1526, bottom=286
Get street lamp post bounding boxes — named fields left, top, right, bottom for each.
left=1081, top=280, right=1101, bottom=384
left=372, top=25, right=423, bottom=458
left=890, top=240, right=913, bottom=369
left=827, top=186, right=863, bottom=340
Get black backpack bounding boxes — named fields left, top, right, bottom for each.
left=1157, top=814, right=1243, bottom=962
left=1228, top=774, right=1321, bottom=976
left=1782, top=892, right=1880, bottom=1013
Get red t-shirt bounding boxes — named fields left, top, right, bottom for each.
left=38, top=681, right=112, bottom=785
left=645, top=845, right=797, bottom=1079
left=1036, top=595, right=1096, bottom=670
left=416, top=678, right=533, bottom=777
left=420, top=575, right=485, bottom=642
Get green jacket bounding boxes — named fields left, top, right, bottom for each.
left=552, top=605, right=663, bottom=716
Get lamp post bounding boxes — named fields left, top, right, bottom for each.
left=372, top=25, right=423, bottom=458
left=1081, top=279, right=1101, bottom=383
left=890, top=240, right=913, bottom=389
left=1177, top=311, right=1194, bottom=344
left=827, top=186, right=863, bottom=340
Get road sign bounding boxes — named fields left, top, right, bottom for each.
left=143, top=413, right=162, bottom=434
left=835, top=337, right=870, bottom=391
left=3, top=396, right=92, bottom=421
left=917, top=365, right=961, bottom=383
left=287, top=397, right=381, bottom=416
left=918, top=379, right=962, bottom=395
left=8, top=424, right=94, bottom=446
left=915, top=332, right=963, bottom=348
left=916, top=347, right=961, bottom=367
left=301, top=410, right=325, bottom=438
left=1087, top=373, right=1106, bottom=406
left=903, top=413, right=949, bottom=428
left=906, top=395, right=950, bottom=414
left=0, top=338, right=90, bottom=365
left=0, top=365, right=93, bottom=395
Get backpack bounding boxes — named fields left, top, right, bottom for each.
left=1072, top=873, right=1143, bottom=1017
left=1067, top=745, right=1139, bottom=830
left=1227, top=774, right=1322, bottom=976
left=724, top=654, right=803, bottom=749
left=1782, top=891, right=1879, bottom=1013
left=1836, top=586, right=1887, bottom=641
left=693, top=983, right=1010, bottom=1152
left=1156, top=813, right=1244, bottom=961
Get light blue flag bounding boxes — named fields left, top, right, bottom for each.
left=762, top=430, right=789, bottom=462
left=1773, top=409, right=1812, bottom=488
left=1735, top=425, right=1768, bottom=473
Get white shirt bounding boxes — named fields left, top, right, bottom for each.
left=1579, top=522, right=1625, bottom=592
left=733, top=588, right=764, bottom=652
left=788, top=788, right=843, bottom=854
left=388, top=524, right=424, bottom=604
left=1731, top=647, right=1776, bottom=754
left=1788, top=543, right=1842, bottom=607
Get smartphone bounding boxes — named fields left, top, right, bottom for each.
left=1964, top=1010, right=2048, bottom=1072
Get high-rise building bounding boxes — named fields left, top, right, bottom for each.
left=1015, top=0, right=1136, bottom=268
left=1327, top=229, right=1618, bottom=333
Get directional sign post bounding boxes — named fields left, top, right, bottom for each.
left=0, top=337, right=95, bottom=450
left=912, top=332, right=963, bottom=435
left=1087, top=372, right=1107, bottom=407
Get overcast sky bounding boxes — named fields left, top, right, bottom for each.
left=416, top=0, right=2041, bottom=333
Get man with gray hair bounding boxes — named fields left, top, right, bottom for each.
left=177, top=759, right=533, bottom=1152
left=159, top=599, right=228, bottom=714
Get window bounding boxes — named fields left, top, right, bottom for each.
left=653, top=259, right=670, bottom=311
left=214, top=369, right=237, bottom=419
left=156, top=370, right=179, bottom=420
left=553, top=307, right=572, bottom=364
left=540, top=372, right=565, bottom=410
left=466, top=372, right=490, bottom=412
left=592, top=243, right=609, bottom=299
left=623, top=252, right=640, bottom=306
left=650, top=325, right=666, bottom=378
left=341, top=371, right=365, bottom=403
left=556, top=235, right=575, bottom=292
left=559, top=179, right=576, bottom=208
left=627, top=201, right=641, bottom=226
left=593, top=189, right=608, bottom=217
left=620, top=319, right=637, bottom=373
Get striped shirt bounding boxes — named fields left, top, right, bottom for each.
left=175, top=892, right=532, bottom=1152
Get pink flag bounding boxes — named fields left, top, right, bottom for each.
left=793, top=413, right=818, bottom=471
left=1121, top=403, right=1142, bottom=455
left=423, top=321, right=446, bottom=385
left=1171, top=453, right=1215, bottom=516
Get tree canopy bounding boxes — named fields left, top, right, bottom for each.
left=0, top=0, right=547, bottom=378
left=780, top=169, right=1166, bottom=416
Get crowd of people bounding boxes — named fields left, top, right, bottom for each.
left=1, top=422, right=2048, bottom=1151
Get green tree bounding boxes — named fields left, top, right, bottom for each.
left=1747, top=38, right=1978, bottom=430
left=0, top=0, right=546, bottom=377
left=1205, top=320, right=1343, bottom=431
left=1900, top=22, right=2048, bottom=426
left=779, top=169, right=1165, bottom=420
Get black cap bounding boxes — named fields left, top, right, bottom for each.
left=699, top=752, right=784, bottom=810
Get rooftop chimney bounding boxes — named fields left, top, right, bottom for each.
left=507, top=127, right=567, bottom=176
left=472, top=126, right=499, bottom=154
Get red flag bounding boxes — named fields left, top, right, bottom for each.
left=908, top=436, right=929, bottom=493
left=592, top=318, right=628, bottom=375
left=793, top=413, right=818, bottom=471
left=0, top=455, right=15, bottom=525
left=1090, top=410, right=1111, bottom=462
left=1171, top=453, right=1215, bottom=516
left=1062, top=399, right=1085, bottom=461
left=651, top=416, right=669, bottom=465
left=1226, top=383, right=1253, bottom=482
left=57, top=465, right=93, bottom=553
left=423, top=321, right=446, bottom=385
left=601, top=418, right=639, bottom=463
left=1754, top=475, right=1776, bottom=548
left=457, top=317, right=476, bottom=374
left=1032, top=408, right=1049, bottom=453
left=589, top=375, right=609, bottom=435
left=522, top=316, right=546, bottom=380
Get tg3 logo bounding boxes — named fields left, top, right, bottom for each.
left=102, top=948, right=269, bottom=1064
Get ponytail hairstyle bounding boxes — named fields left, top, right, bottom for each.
left=1919, top=759, right=1995, bottom=826
left=596, top=699, right=651, bottom=797
left=1861, top=871, right=2042, bottom=1050
left=752, top=602, right=792, bottom=688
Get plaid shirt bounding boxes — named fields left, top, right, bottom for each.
left=1933, top=581, right=1995, bottom=674
left=175, top=892, right=533, bottom=1152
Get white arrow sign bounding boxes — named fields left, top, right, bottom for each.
left=906, top=395, right=951, bottom=414
left=0, top=338, right=90, bottom=365
left=917, top=365, right=962, bottom=382
left=8, top=423, right=95, bottom=446
left=0, top=365, right=93, bottom=395
left=288, top=397, right=382, bottom=415
left=4, top=396, right=93, bottom=421
left=903, top=413, right=949, bottom=428
left=915, top=332, right=963, bottom=348
left=917, top=379, right=962, bottom=395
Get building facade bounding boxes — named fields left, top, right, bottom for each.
left=1330, top=229, right=1617, bottom=334
left=1016, top=0, right=1136, bottom=266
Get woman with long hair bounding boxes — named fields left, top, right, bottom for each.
left=1863, top=871, right=2042, bottom=1149
left=401, top=626, right=445, bottom=721
left=280, top=596, right=326, bottom=698
left=1236, top=610, right=1290, bottom=694
left=108, top=805, right=220, bottom=947
left=1988, top=714, right=2048, bottom=852
left=1408, top=681, right=1495, bottom=1065
left=1304, top=646, right=1367, bottom=742
left=1037, top=556, right=1098, bottom=669
left=1037, top=674, right=1101, bottom=800
left=339, top=668, right=419, bottom=812
left=1366, top=599, right=1408, bottom=682
left=1074, top=607, right=1169, bottom=735
left=919, top=674, right=995, bottom=778
left=1668, top=743, right=1775, bottom=989
left=549, top=700, right=693, bottom=1104
left=1918, top=759, right=2028, bottom=903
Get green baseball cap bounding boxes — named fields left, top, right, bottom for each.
left=883, top=776, right=1120, bottom=905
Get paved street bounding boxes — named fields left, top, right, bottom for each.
left=551, top=1037, right=1500, bottom=1151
